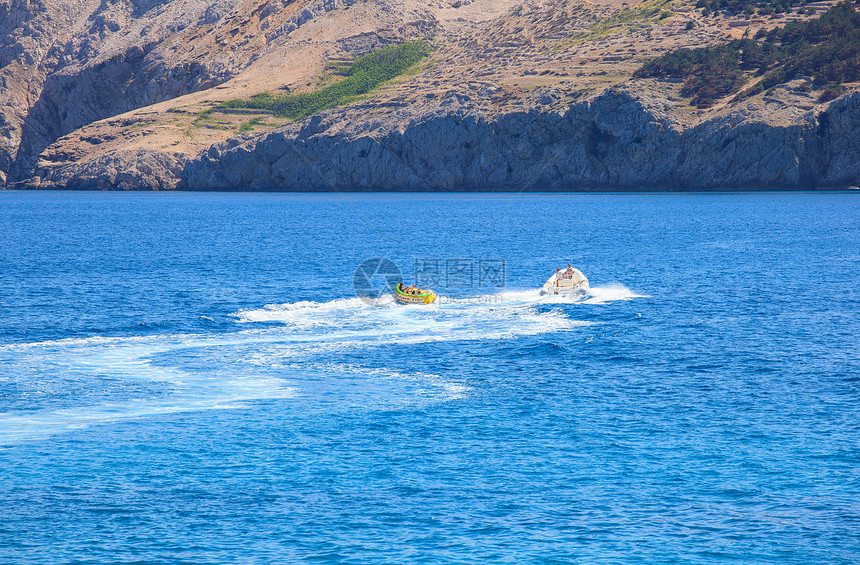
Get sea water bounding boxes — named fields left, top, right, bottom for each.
left=0, top=191, right=858, bottom=564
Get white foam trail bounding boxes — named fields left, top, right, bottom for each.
left=232, top=291, right=590, bottom=344
left=582, top=283, right=647, bottom=305
left=233, top=297, right=372, bottom=326
left=435, top=285, right=644, bottom=306
left=1, top=282, right=642, bottom=443
left=298, top=363, right=472, bottom=404
left=0, top=383, right=298, bottom=445
left=0, top=334, right=299, bottom=444
left=488, top=284, right=644, bottom=305
left=435, top=289, right=540, bottom=305
left=0, top=334, right=160, bottom=352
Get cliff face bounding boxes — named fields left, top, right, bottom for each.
left=2, top=0, right=444, bottom=185
left=0, top=0, right=250, bottom=182
left=176, top=90, right=860, bottom=191
left=4, top=0, right=860, bottom=190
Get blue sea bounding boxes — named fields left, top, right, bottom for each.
left=1, top=191, right=859, bottom=564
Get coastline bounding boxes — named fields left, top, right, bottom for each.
left=14, top=90, right=858, bottom=192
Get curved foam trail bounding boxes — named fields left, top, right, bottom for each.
left=0, top=335, right=299, bottom=444
left=0, top=388, right=298, bottom=445
left=235, top=291, right=591, bottom=344
left=234, top=297, right=372, bottom=326
left=1, top=287, right=611, bottom=443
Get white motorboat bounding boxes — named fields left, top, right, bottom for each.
left=540, top=265, right=589, bottom=296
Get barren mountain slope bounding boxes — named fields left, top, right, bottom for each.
left=3, top=0, right=858, bottom=189
left=2, top=0, right=464, bottom=185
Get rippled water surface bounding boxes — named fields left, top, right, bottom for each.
left=1, top=191, right=859, bottom=564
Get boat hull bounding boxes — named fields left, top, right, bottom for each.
left=540, top=284, right=588, bottom=296
left=540, top=267, right=589, bottom=296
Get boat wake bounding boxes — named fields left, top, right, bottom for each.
left=1, top=283, right=642, bottom=443
left=581, top=283, right=646, bottom=305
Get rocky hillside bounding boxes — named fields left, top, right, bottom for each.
left=178, top=88, right=860, bottom=190
left=1, top=0, right=446, bottom=186
left=3, top=0, right=859, bottom=190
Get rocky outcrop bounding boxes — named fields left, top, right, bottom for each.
left=23, top=148, right=187, bottom=190
left=15, top=51, right=229, bottom=174
left=813, top=92, right=860, bottom=187
left=267, top=0, right=364, bottom=41
left=0, top=0, right=93, bottom=185
left=177, top=90, right=860, bottom=191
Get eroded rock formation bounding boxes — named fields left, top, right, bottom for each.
left=175, top=90, right=860, bottom=191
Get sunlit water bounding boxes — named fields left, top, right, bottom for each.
left=1, top=191, right=858, bottom=564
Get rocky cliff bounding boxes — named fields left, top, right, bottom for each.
left=4, top=0, right=860, bottom=190
left=2, top=0, right=444, bottom=186
left=175, top=89, right=860, bottom=191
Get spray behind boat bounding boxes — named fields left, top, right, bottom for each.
left=354, top=256, right=588, bottom=304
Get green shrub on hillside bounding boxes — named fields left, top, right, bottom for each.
left=218, top=41, right=429, bottom=120
left=820, top=82, right=848, bottom=101
left=634, top=1, right=860, bottom=107
left=696, top=0, right=805, bottom=16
